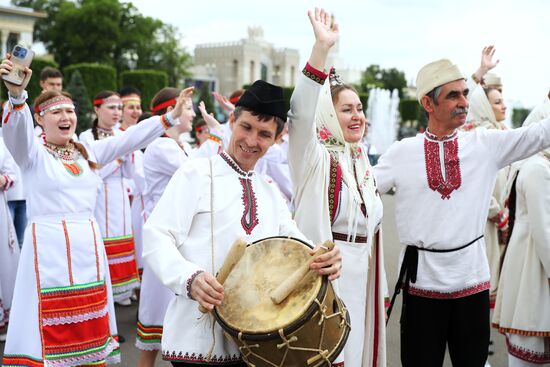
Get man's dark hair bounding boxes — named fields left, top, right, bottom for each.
left=233, top=106, right=285, bottom=136
left=119, top=86, right=141, bottom=97
left=40, top=67, right=63, bottom=81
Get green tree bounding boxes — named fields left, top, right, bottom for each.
left=359, top=64, right=407, bottom=98
left=13, top=0, right=191, bottom=86
left=65, top=70, right=93, bottom=135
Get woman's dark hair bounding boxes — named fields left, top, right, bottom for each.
left=92, top=90, right=119, bottom=140
left=150, top=87, right=181, bottom=115
left=119, top=86, right=141, bottom=97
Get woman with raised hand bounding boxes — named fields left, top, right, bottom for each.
left=466, top=82, right=510, bottom=312
left=79, top=91, right=140, bottom=306
left=288, top=8, right=386, bottom=366
left=0, top=56, right=187, bottom=367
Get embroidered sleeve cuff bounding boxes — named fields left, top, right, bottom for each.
left=1, top=175, right=12, bottom=190
left=303, top=63, right=328, bottom=85
left=186, top=270, right=205, bottom=299
left=8, top=90, right=28, bottom=110
left=160, top=111, right=177, bottom=130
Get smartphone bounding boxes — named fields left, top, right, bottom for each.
left=2, top=44, right=34, bottom=86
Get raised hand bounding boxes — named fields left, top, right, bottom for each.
left=0, top=55, right=32, bottom=97
left=171, top=86, right=194, bottom=120
left=198, top=101, right=221, bottom=130
left=212, top=91, right=235, bottom=112
left=308, top=7, right=339, bottom=49
left=480, top=45, right=499, bottom=72
left=307, top=8, right=339, bottom=72
left=472, top=45, right=499, bottom=84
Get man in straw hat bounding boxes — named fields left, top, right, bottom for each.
left=374, top=47, right=550, bottom=366
left=142, top=80, right=342, bottom=367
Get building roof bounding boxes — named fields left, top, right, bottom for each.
left=0, top=5, right=47, bottom=19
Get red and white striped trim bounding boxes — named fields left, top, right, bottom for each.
left=408, top=281, right=490, bottom=299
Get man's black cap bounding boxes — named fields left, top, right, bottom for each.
left=235, top=80, right=286, bottom=121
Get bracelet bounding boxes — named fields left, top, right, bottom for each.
left=161, top=111, right=177, bottom=129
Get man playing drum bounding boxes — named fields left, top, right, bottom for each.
left=142, top=81, right=342, bottom=367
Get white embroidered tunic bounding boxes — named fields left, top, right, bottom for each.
left=374, top=120, right=550, bottom=298
left=142, top=152, right=306, bottom=364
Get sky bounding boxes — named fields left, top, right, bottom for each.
left=5, top=0, right=548, bottom=108
left=124, top=0, right=549, bottom=109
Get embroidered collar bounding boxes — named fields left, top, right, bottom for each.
left=424, top=128, right=458, bottom=142
left=220, top=151, right=253, bottom=178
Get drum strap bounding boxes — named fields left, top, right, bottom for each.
left=385, top=234, right=484, bottom=324
left=205, top=157, right=217, bottom=361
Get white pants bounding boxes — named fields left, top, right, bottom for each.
left=509, top=354, right=550, bottom=367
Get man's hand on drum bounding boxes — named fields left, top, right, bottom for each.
left=190, top=272, right=224, bottom=311
left=309, top=244, right=342, bottom=281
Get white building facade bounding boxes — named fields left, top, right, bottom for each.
left=192, top=27, right=300, bottom=96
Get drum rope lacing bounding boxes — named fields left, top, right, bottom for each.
left=236, top=299, right=349, bottom=366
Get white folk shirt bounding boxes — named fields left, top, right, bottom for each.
left=374, top=122, right=550, bottom=299
left=142, top=151, right=306, bottom=363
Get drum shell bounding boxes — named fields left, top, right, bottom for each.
left=214, top=237, right=350, bottom=367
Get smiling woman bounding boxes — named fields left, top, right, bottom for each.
left=288, top=8, right=387, bottom=367
left=0, top=56, right=189, bottom=367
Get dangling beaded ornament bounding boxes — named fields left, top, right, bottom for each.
left=44, top=141, right=83, bottom=176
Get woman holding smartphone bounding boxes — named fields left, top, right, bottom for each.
left=0, top=57, right=187, bottom=367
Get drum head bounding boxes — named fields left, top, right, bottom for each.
left=215, top=237, right=323, bottom=335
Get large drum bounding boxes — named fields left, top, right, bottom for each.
left=214, top=237, right=350, bottom=367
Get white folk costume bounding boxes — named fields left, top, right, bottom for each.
left=493, top=100, right=550, bottom=365
left=136, top=134, right=222, bottom=351
left=375, top=57, right=550, bottom=362
left=79, top=126, right=140, bottom=302
left=465, top=86, right=510, bottom=307
left=1, top=91, right=177, bottom=367
left=0, top=136, right=19, bottom=335
left=142, top=151, right=306, bottom=364
left=288, top=64, right=386, bottom=367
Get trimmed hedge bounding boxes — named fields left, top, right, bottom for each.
left=64, top=63, right=117, bottom=100
left=120, top=70, right=168, bottom=111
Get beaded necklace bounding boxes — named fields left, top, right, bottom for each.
left=97, top=127, right=114, bottom=140
left=43, top=141, right=83, bottom=176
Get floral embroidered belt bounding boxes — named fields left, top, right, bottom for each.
left=331, top=231, right=368, bottom=244
left=386, top=234, right=484, bottom=322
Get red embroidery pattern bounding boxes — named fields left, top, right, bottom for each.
left=303, top=62, right=328, bottom=85
left=162, top=350, right=242, bottom=363
left=328, top=156, right=343, bottom=225
left=220, top=152, right=259, bottom=235
left=239, top=178, right=259, bottom=235
left=506, top=336, right=550, bottom=364
left=408, top=281, right=489, bottom=299
left=424, top=137, right=462, bottom=199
